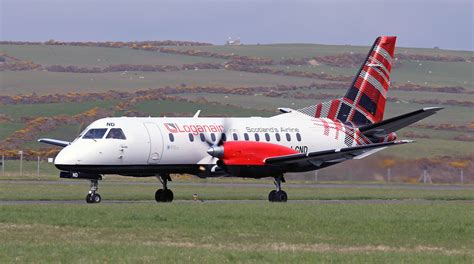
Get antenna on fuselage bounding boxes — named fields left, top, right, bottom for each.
left=193, top=110, right=201, bottom=118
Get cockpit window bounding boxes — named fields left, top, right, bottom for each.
left=83, top=128, right=108, bottom=139
left=106, top=128, right=127, bottom=140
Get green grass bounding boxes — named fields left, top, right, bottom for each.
left=177, top=92, right=473, bottom=125
left=0, top=202, right=472, bottom=263
left=0, top=44, right=224, bottom=66
left=266, top=60, right=474, bottom=88
left=0, top=122, right=24, bottom=141
left=392, top=60, right=473, bottom=88
left=1, top=179, right=473, bottom=201
left=0, top=100, right=118, bottom=121
left=133, top=99, right=273, bottom=117
left=0, top=70, right=316, bottom=95
left=385, top=137, right=474, bottom=159
left=0, top=160, right=58, bottom=177
left=177, top=92, right=317, bottom=112
left=296, top=87, right=474, bottom=102
left=21, top=124, right=85, bottom=149
left=174, top=43, right=474, bottom=60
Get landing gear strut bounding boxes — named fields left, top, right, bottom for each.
left=155, top=174, right=174, bottom=202
left=268, top=175, right=287, bottom=202
left=86, top=179, right=102, bottom=203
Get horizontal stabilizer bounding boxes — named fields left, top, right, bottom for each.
left=358, top=107, right=443, bottom=135
left=38, top=138, right=70, bottom=147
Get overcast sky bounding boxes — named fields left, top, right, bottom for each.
left=1, top=0, right=473, bottom=50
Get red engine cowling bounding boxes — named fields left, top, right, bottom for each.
left=214, top=141, right=299, bottom=166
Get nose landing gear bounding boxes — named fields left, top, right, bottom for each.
left=268, top=175, right=288, bottom=202
left=155, top=174, right=174, bottom=202
left=86, top=179, right=102, bottom=203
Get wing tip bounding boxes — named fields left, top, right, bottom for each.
left=422, top=107, right=444, bottom=112
left=396, top=139, right=415, bottom=144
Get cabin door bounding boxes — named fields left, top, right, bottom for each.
left=143, top=123, right=164, bottom=164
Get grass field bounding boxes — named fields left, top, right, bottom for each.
left=266, top=60, right=474, bottom=88
left=1, top=40, right=473, bottom=264
left=132, top=99, right=272, bottom=117
left=0, top=69, right=317, bottom=95
left=176, top=92, right=473, bottom=125
left=0, top=100, right=118, bottom=120
left=173, top=43, right=474, bottom=60
left=1, top=42, right=472, bottom=172
left=0, top=200, right=472, bottom=263
left=0, top=44, right=225, bottom=66
left=0, top=177, right=473, bottom=262
left=2, top=179, right=474, bottom=201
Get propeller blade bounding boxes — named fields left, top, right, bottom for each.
left=198, top=117, right=231, bottom=168
left=197, top=156, right=218, bottom=165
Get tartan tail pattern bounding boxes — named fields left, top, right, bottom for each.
left=297, top=36, right=396, bottom=125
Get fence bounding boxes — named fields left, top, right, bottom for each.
left=1, top=154, right=471, bottom=184
left=0, top=155, right=57, bottom=179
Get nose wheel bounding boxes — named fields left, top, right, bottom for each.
left=155, top=174, right=174, bottom=202
left=268, top=175, right=288, bottom=202
left=86, top=179, right=102, bottom=203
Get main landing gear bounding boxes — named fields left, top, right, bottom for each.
left=86, top=179, right=102, bottom=204
left=268, top=175, right=288, bottom=202
left=155, top=174, right=174, bottom=202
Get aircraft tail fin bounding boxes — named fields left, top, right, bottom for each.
left=297, top=36, right=397, bottom=125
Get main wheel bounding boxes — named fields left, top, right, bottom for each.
left=92, top=193, right=102, bottom=203
left=155, top=189, right=164, bottom=202
left=268, top=190, right=277, bottom=202
left=164, top=189, right=174, bottom=202
left=276, top=190, right=288, bottom=202
left=86, top=193, right=93, bottom=203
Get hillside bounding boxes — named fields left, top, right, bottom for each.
left=0, top=40, right=473, bottom=182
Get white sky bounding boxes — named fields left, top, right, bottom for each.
left=1, top=0, right=473, bottom=50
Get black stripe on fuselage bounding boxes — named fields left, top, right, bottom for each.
left=55, top=164, right=202, bottom=176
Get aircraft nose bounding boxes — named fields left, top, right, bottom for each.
left=54, top=146, right=76, bottom=165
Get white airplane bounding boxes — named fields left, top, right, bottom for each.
left=39, top=36, right=442, bottom=203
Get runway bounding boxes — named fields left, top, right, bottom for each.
left=2, top=180, right=473, bottom=190
left=2, top=180, right=472, bottom=205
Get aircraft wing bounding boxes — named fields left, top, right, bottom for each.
left=265, top=140, right=412, bottom=167
left=38, top=138, right=70, bottom=147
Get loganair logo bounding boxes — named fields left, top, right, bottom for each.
left=164, top=123, right=224, bottom=135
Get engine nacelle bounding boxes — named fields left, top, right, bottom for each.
left=208, top=141, right=298, bottom=166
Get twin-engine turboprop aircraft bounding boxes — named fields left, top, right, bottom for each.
left=39, top=36, right=442, bottom=203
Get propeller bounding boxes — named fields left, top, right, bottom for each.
left=197, top=117, right=230, bottom=165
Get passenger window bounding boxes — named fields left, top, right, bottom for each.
left=221, top=133, right=227, bottom=142
left=286, top=133, right=291, bottom=141
left=275, top=133, right=281, bottom=142
left=265, top=133, right=270, bottom=142
left=296, top=133, right=302, bottom=142
left=83, top=128, right=108, bottom=139
left=188, top=133, right=194, bottom=142
left=211, top=133, right=216, bottom=142
left=233, top=133, right=238, bottom=141
left=200, top=133, right=206, bottom=142
left=244, top=133, right=249, bottom=141
left=169, top=133, right=175, bottom=142
left=106, top=128, right=126, bottom=140
left=254, top=133, right=260, bottom=141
